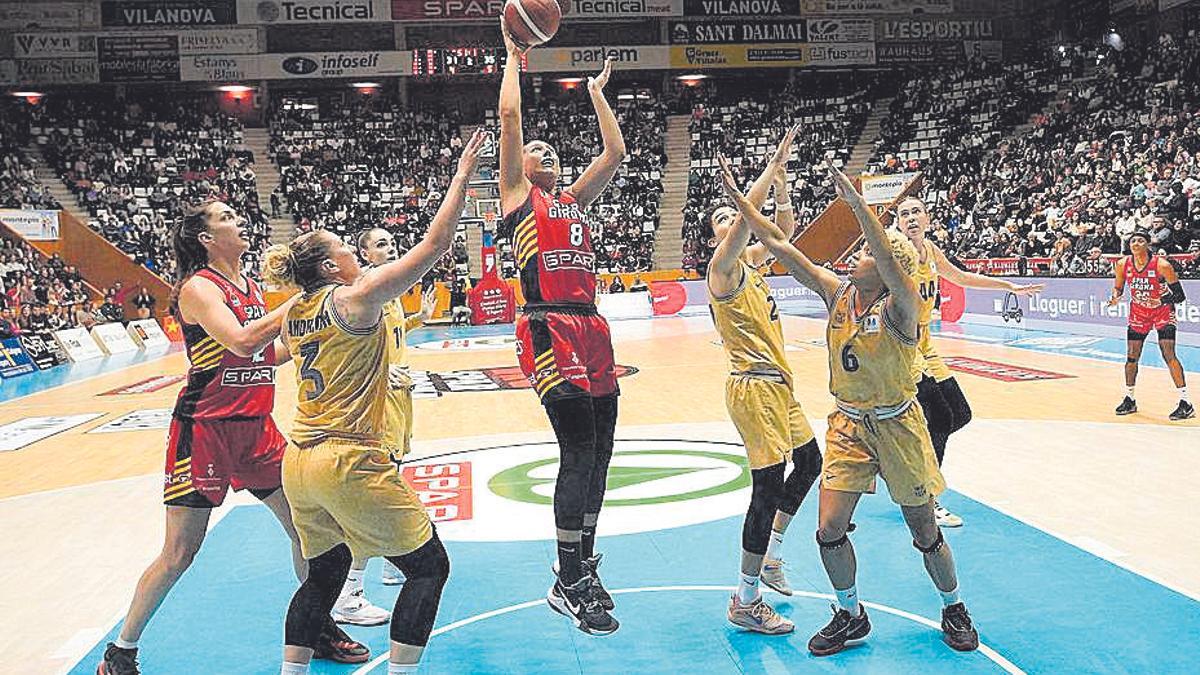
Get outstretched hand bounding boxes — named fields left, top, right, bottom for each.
left=717, top=154, right=745, bottom=203
left=770, top=123, right=801, bottom=167
left=588, top=57, right=613, bottom=94
left=499, top=15, right=527, bottom=56
left=828, top=165, right=864, bottom=208
left=420, top=285, right=438, bottom=319
left=456, top=128, right=488, bottom=179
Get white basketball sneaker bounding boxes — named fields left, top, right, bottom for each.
left=381, top=561, right=405, bottom=586
left=934, top=502, right=963, bottom=528
left=332, top=588, right=390, bottom=626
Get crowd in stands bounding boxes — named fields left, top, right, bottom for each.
left=31, top=96, right=270, bottom=278
left=491, top=87, right=667, bottom=275
left=269, top=95, right=465, bottom=283
left=0, top=235, right=97, bottom=336
left=681, top=79, right=874, bottom=272
left=1, top=101, right=59, bottom=211
left=871, top=35, right=1200, bottom=278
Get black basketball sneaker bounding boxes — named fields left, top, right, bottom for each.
left=1169, top=400, right=1195, bottom=421
left=547, top=574, right=619, bottom=635
left=808, top=604, right=871, bottom=656
left=942, top=602, right=980, bottom=651
left=1115, top=396, right=1137, bottom=415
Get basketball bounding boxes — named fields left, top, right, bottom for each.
left=504, top=0, right=561, bottom=49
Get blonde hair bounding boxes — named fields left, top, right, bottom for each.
left=886, top=229, right=919, bottom=277
left=262, top=232, right=331, bottom=293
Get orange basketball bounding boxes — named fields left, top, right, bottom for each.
left=504, top=0, right=562, bottom=50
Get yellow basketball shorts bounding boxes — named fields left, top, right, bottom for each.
left=915, top=331, right=953, bottom=382
left=283, top=438, right=432, bottom=560
left=726, top=374, right=816, bottom=470
left=821, top=403, right=945, bottom=507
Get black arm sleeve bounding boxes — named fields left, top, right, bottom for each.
left=1163, top=281, right=1186, bottom=305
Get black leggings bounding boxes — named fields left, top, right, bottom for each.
left=742, top=441, right=822, bottom=554
left=916, top=375, right=972, bottom=465
left=545, top=394, right=618, bottom=532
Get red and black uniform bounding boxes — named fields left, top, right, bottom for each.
left=501, top=186, right=617, bottom=402
left=164, top=268, right=286, bottom=507
left=1124, top=255, right=1176, bottom=340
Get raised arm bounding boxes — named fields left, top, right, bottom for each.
left=720, top=156, right=841, bottom=305
left=341, top=131, right=485, bottom=320
left=567, top=58, right=627, bottom=209
left=746, top=162, right=798, bottom=268
left=933, top=244, right=1043, bottom=295
left=498, top=18, right=530, bottom=213
left=177, top=278, right=293, bottom=358
left=830, top=166, right=920, bottom=325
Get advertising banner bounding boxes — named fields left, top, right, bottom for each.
left=18, top=332, right=70, bottom=370
left=239, top=0, right=389, bottom=23
left=571, top=0, right=683, bottom=17
left=54, top=328, right=105, bottom=362
left=0, top=2, right=96, bottom=30
left=178, top=28, right=260, bottom=54
left=805, top=17, right=874, bottom=42
left=14, top=28, right=259, bottom=58
left=391, top=0, right=504, bottom=19
left=670, top=43, right=807, bottom=69
left=15, top=58, right=99, bottom=84
left=0, top=414, right=104, bottom=453
left=101, top=0, right=238, bottom=27
left=804, top=42, right=874, bottom=66
left=526, top=45, right=670, bottom=72
left=88, top=408, right=173, bottom=433
left=684, top=0, right=800, bottom=15
left=13, top=32, right=97, bottom=58
left=876, top=40, right=961, bottom=64
left=0, top=209, right=59, bottom=240
left=0, top=337, right=36, bottom=379
left=468, top=233, right=515, bottom=325
left=801, top=0, right=952, bottom=13
left=127, top=319, right=172, bottom=349
left=180, top=53, right=260, bottom=80
left=91, top=323, right=140, bottom=355
left=860, top=172, right=918, bottom=204
left=668, top=19, right=807, bottom=44
left=878, top=18, right=994, bottom=40
left=98, top=34, right=181, bottom=82
left=259, top=50, right=411, bottom=78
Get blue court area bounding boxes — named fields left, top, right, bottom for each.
left=68, top=460, right=1200, bottom=674
left=0, top=345, right=180, bottom=403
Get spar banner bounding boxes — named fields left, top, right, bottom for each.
left=805, top=17, right=874, bottom=41
left=669, top=19, right=807, bottom=44
left=98, top=34, right=181, bottom=82
left=238, top=0, right=389, bottom=24
left=0, top=338, right=36, bottom=379
left=683, top=0, right=799, bottom=14
left=960, top=277, right=1200, bottom=335
left=468, top=233, right=516, bottom=325
left=15, top=58, right=99, bottom=84
left=526, top=46, right=670, bottom=72
left=259, top=50, right=411, bottom=78
left=801, top=0, right=953, bottom=13
left=101, top=0, right=238, bottom=27
left=0, top=209, right=60, bottom=240
left=877, top=18, right=994, bottom=41
left=877, top=40, right=962, bottom=64
left=390, top=0, right=681, bottom=19
left=18, top=333, right=69, bottom=371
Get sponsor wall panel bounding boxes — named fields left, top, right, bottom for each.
left=805, top=17, right=874, bottom=41
left=391, top=0, right=504, bottom=19
left=91, top=323, right=140, bottom=354
left=526, top=46, right=670, bottom=72
left=669, top=43, right=807, bottom=69
left=13, top=32, right=97, bottom=58
left=804, top=41, right=875, bottom=66
left=54, top=328, right=105, bottom=362
left=14, top=29, right=259, bottom=58
left=127, top=319, right=172, bottom=349
left=571, top=0, right=684, bottom=17
left=265, top=23, right=395, bottom=52
left=668, top=19, right=807, bottom=44
left=15, top=58, right=99, bottom=84
left=178, top=28, right=261, bottom=54
left=801, top=0, right=953, bottom=13
left=0, top=414, right=104, bottom=453
left=876, top=40, right=962, bottom=64
left=180, top=53, right=261, bottom=80
left=860, top=172, right=918, bottom=204
left=0, top=337, right=36, bottom=379
left=877, top=18, right=994, bottom=40
left=683, top=0, right=800, bottom=14
left=0, top=209, right=60, bottom=240
left=101, top=0, right=239, bottom=27
left=98, top=34, right=181, bottom=82
left=239, top=0, right=389, bottom=24
left=0, top=2, right=98, bottom=30
left=18, top=333, right=70, bottom=371
left=260, top=50, right=411, bottom=78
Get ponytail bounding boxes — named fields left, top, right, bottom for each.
left=263, top=231, right=334, bottom=294
left=169, top=201, right=217, bottom=310
left=262, top=244, right=298, bottom=289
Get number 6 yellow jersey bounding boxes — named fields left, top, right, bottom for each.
left=709, top=261, right=792, bottom=385
left=827, top=282, right=918, bottom=410
left=284, top=285, right=404, bottom=450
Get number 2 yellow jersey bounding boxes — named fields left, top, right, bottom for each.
left=827, top=282, right=918, bottom=409
left=285, top=285, right=404, bottom=449
left=709, top=262, right=792, bottom=385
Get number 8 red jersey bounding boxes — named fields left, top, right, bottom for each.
left=172, top=268, right=277, bottom=420
left=501, top=186, right=597, bottom=306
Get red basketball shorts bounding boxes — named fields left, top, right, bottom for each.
left=163, top=416, right=286, bottom=507
left=1128, top=303, right=1175, bottom=338
left=516, top=310, right=618, bottom=402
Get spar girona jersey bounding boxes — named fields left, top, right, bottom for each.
left=1125, top=255, right=1167, bottom=308
left=172, top=268, right=276, bottom=420
left=500, top=186, right=596, bottom=306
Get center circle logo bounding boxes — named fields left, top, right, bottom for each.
left=403, top=439, right=751, bottom=542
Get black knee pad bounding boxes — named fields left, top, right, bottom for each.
left=913, top=528, right=945, bottom=555
left=284, top=544, right=352, bottom=648
left=779, top=440, right=821, bottom=515
left=388, top=535, right=450, bottom=646
left=1126, top=357, right=1139, bottom=364
left=939, top=378, right=972, bottom=433
left=816, top=529, right=850, bottom=550
left=742, top=463, right=784, bottom=554
left=586, top=394, right=619, bottom=513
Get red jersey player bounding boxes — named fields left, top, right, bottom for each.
left=1108, top=229, right=1192, bottom=420
left=498, top=18, right=625, bottom=635
left=99, top=201, right=367, bottom=675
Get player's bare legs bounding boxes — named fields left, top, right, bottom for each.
left=117, top=507, right=212, bottom=645
left=808, top=488, right=869, bottom=656
left=1118, top=336, right=1146, bottom=414
left=1160, top=338, right=1194, bottom=419
left=260, top=489, right=306, bottom=581
left=901, top=500, right=978, bottom=651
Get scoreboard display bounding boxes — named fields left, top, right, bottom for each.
left=411, top=48, right=526, bottom=76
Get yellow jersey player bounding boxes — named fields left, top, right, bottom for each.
left=896, top=197, right=1041, bottom=526
left=720, top=162, right=980, bottom=657
left=264, top=129, right=484, bottom=675
left=705, top=130, right=821, bottom=635
left=329, top=227, right=440, bottom=627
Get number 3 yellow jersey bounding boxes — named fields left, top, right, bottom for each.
left=285, top=285, right=404, bottom=449
left=826, top=282, right=918, bottom=409
left=709, top=262, right=792, bottom=385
